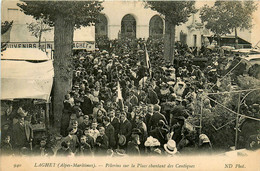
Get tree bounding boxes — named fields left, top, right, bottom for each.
left=200, top=1, right=257, bottom=48
left=1, top=21, right=13, bottom=52
left=17, top=1, right=103, bottom=128
left=146, top=1, right=197, bottom=64
left=27, top=18, right=52, bottom=47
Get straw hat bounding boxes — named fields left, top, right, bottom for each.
left=118, top=135, right=126, bottom=146
left=164, top=140, right=178, bottom=155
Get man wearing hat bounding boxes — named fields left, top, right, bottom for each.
left=149, top=104, right=168, bottom=131
left=103, top=116, right=116, bottom=149
left=109, top=110, right=120, bottom=147
left=12, top=109, right=33, bottom=153
left=119, top=113, right=132, bottom=149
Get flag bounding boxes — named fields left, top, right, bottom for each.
left=144, top=43, right=152, bottom=77
left=116, top=81, right=124, bottom=111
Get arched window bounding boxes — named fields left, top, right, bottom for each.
left=149, top=15, right=163, bottom=38
left=121, top=14, right=136, bottom=39
left=95, top=14, right=108, bottom=38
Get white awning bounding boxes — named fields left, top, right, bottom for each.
left=1, top=59, right=54, bottom=100
left=1, top=48, right=51, bottom=61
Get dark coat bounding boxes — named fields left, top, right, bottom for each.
left=72, top=105, right=82, bottom=118
left=75, top=143, right=92, bottom=156
left=149, top=112, right=168, bottom=131
left=95, top=135, right=109, bottom=155
left=136, top=122, right=148, bottom=146
left=12, top=122, right=33, bottom=149
left=144, top=113, right=152, bottom=133
left=81, top=95, right=93, bottom=115
left=85, top=134, right=95, bottom=149
left=147, top=89, right=159, bottom=104
left=111, top=117, right=120, bottom=139
left=78, top=122, right=90, bottom=132
left=60, top=101, right=72, bottom=137
left=119, top=119, right=132, bottom=142
left=63, top=135, right=79, bottom=153
left=127, top=141, right=140, bottom=156
left=104, top=123, right=116, bottom=148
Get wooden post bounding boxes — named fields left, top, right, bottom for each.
left=235, top=93, right=241, bottom=150
left=45, top=102, right=50, bottom=131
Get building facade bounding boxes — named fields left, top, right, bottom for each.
left=96, top=1, right=209, bottom=48
left=2, top=1, right=252, bottom=50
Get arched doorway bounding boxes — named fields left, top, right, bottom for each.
left=121, top=14, right=136, bottom=39
left=149, top=15, right=163, bottom=38
left=95, top=14, right=108, bottom=39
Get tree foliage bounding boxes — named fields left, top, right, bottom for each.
left=1, top=21, right=13, bottom=52
left=17, top=1, right=103, bottom=28
left=146, top=1, right=198, bottom=25
left=1, top=21, right=13, bottom=35
left=200, top=1, right=258, bottom=37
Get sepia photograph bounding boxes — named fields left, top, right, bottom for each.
left=1, top=0, right=260, bottom=170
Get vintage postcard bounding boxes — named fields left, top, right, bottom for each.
left=1, top=0, right=260, bottom=170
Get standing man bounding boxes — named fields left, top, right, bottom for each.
left=149, top=104, right=168, bottom=131
left=145, top=104, right=153, bottom=133
left=119, top=113, right=132, bottom=149
left=12, top=115, right=33, bottom=153
left=109, top=109, right=120, bottom=146
left=103, top=116, right=116, bottom=149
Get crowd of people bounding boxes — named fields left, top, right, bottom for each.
left=1, top=37, right=260, bottom=157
